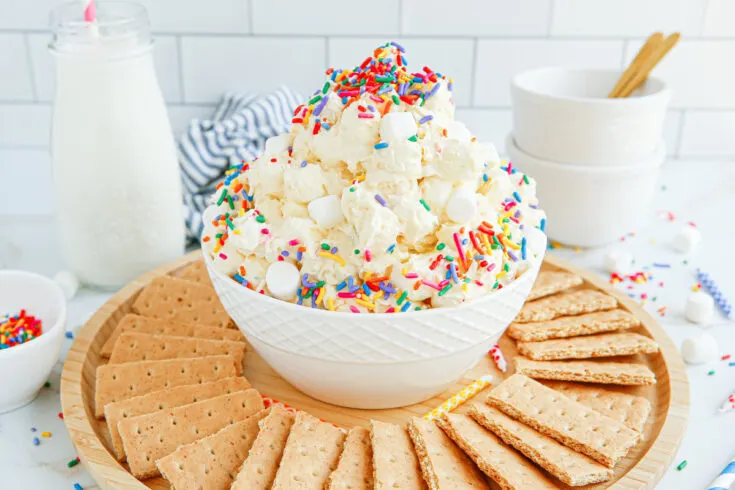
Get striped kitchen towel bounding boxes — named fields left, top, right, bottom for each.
left=178, top=87, right=301, bottom=240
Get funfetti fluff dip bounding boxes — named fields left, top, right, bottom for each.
left=202, top=42, right=547, bottom=313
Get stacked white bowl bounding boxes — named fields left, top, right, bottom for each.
left=509, top=67, right=670, bottom=247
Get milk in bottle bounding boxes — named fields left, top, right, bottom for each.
left=50, top=1, right=184, bottom=288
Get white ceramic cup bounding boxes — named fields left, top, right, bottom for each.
left=507, top=134, right=664, bottom=248
left=0, top=271, right=67, bottom=413
left=512, top=67, right=670, bottom=166
left=204, top=229, right=547, bottom=409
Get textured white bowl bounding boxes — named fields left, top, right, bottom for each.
left=512, top=67, right=670, bottom=166
left=205, top=231, right=546, bottom=409
left=0, top=271, right=67, bottom=413
left=507, top=134, right=664, bottom=248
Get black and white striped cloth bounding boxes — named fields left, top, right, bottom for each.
left=178, top=87, right=302, bottom=240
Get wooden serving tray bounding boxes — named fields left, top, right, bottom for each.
left=61, top=251, right=688, bottom=489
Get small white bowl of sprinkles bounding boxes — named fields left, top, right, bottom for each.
left=0, top=271, right=67, bottom=413
left=202, top=42, right=547, bottom=409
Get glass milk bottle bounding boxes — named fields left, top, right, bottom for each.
left=50, top=2, right=184, bottom=288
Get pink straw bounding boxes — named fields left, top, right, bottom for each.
left=84, top=0, right=96, bottom=22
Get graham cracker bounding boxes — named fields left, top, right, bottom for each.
left=470, top=403, right=612, bottom=486
left=507, top=310, right=641, bottom=342
left=177, top=260, right=212, bottom=286
left=94, top=355, right=238, bottom=418
left=543, top=382, right=652, bottom=433
left=487, top=375, right=641, bottom=468
left=528, top=271, right=584, bottom=301
left=514, top=357, right=657, bottom=385
left=231, top=406, right=296, bottom=490
left=157, top=409, right=269, bottom=490
left=326, top=427, right=374, bottom=490
left=101, top=314, right=243, bottom=358
left=517, top=332, right=660, bottom=361
left=104, top=377, right=251, bottom=461
left=407, top=417, right=489, bottom=490
left=436, top=413, right=558, bottom=490
left=118, top=388, right=263, bottom=479
left=271, top=411, right=346, bottom=490
left=132, top=275, right=233, bottom=328
left=370, top=420, right=427, bottom=490
left=108, top=332, right=246, bottom=374
left=515, top=290, right=617, bottom=323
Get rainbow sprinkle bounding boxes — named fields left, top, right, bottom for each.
left=0, top=309, right=42, bottom=349
left=200, top=42, right=544, bottom=314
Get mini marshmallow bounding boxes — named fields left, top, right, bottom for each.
left=265, top=261, right=301, bottom=301
left=307, top=195, right=343, bottom=228
left=53, top=270, right=79, bottom=300
left=681, top=332, right=718, bottom=365
left=685, top=291, right=714, bottom=324
left=524, top=227, right=547, bottom=257
left=264, top=134, right=291, bottom=155
left=671, top=226, right=701, bottom=254
left=445, top=188, right=477, bottom=223
left=603, top=250, right=633, bottom=275
left=445, top=121, right=472, bottom=143
left=379, top=112, right=416, bottom=142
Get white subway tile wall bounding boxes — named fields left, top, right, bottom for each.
left=0, top=0, right=733, bottom=217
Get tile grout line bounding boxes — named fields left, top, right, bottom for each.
left=546, top=0, right=556, bottom=37
left=398, top=0, right=404, bottom=36
left=324, top=36, right=329, bottom=68
left=674, top=109, right=688, bottom=158
left=247, top=0, right=254, bottom=34
left=469, top=37, right=479, bottom=106
left=1, top=98, right=735, bottom=113
left=619, top=39, right=628, bottom=70
left=5, top=29, right=735, bottom=41
left=175, top=35, right=186, bottom=103
left=22, top=33, right=39, bottom=102
left=699, top=0, right=711, bottom=36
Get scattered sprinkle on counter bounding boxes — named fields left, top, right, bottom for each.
left=0, top=309, right=42, bottom=349
left=73, top=484, right=83, bottom=490
left=65, top=331, right=74, bottom=339
left=67, top=457, right=80, bottom=468
left=32, top=437, right=39, bottom=446
left=677, top=460, right=688, bottom=471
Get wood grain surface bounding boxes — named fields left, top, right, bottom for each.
left=60, top=251, right=688, bottom=490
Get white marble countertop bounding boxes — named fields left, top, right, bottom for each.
left=0, top=158, right=734, bottom=490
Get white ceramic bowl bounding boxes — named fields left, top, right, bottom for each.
left=507, top=134, right=664, bottom=248
left=205, top=230, right=546, bottom=409
left=0, top=271, right=67, bottom=413
left=512, top=67, right=670, bottom=166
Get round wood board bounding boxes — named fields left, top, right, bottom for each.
left=61, top=251, right=688, bottom=490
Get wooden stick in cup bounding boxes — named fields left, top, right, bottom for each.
left=608, top=32, right=663, bottom=98
left=618, top=32, right=680, bottom=98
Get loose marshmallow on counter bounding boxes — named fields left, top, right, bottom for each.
left=671, top=226, right=700, bottom=254
left=379, top=112, right=416, bottom=142
left=446, top=187, right=478, bottom=223
left=603, top=250, right=633, bottom=275
left=685, top=291, right=714, bottom=324
left=53, top=270, right=79, bottom=300
left=308, top=195, right=343, bottom=229
left=681, top=332, right=718, bottom=365
left=264, top=134, right=291, bottom=155
left=265, top=261, right=301, bottom=300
